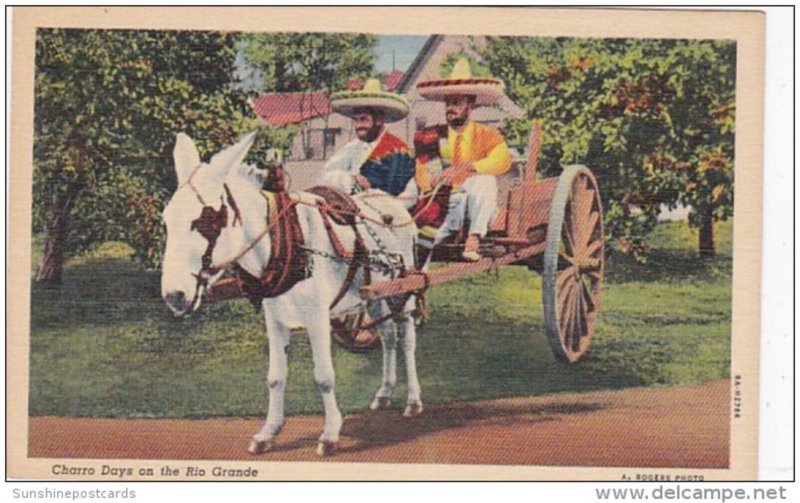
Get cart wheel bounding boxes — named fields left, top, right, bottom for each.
left=330, top=313, right=382, bottom=353
left=542, top=165, right=604, bottom=363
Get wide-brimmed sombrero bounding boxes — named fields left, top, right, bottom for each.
left=331, top=78, right=409, bottom=123
left=417, top=58, right=505, bottom=106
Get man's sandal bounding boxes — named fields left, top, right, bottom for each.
left=462, top=234, right=481, bottom=262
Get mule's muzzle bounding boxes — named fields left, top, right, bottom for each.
left=164, top=290, right=190, bottom=316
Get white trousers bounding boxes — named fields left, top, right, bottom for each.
left=433, top=174, right=497, bottom=245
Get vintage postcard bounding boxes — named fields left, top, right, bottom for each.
left=8, top=7, right=765, bottom=481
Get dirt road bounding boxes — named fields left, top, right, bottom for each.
left=29, top=380, right=729, bottom=468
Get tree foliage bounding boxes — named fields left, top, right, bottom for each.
left=481, top=37, right=735, bottom=258
left=33, top=30, right=379, bottom=281
left=239, top=33, right=377, bottom=93
left=33, top=29, right=249, bottom=279
left=439, top=49, right=492, bottom=78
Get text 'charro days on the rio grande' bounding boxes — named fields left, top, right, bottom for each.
left=51, top=464, right=258, bottom=478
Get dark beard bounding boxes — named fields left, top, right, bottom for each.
left=447, top=116, right=466, bottom=128
left=357, top=125, right=382, bottom=143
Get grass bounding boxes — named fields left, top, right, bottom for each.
left=28, top=220, right=733, bottom=418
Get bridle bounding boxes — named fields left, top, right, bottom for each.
left=178, top=163, right=244, bottom=312
left=173, top=161, right=431, bottom=317
left=177, top=162, right=301, bottom=314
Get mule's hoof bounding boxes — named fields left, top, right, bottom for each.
left=316, top=440, right=338, bottom=457
left=248, top=438, right=274, bottom=455
left=370, top=396, right=392, bottom=410
left=403, top=401, right=423, bottom=418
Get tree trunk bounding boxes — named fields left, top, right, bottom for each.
left=698, top=211, right=715, bottom=258
left=35, top=191, right=76, bottom=285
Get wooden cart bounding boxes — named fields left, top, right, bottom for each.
left=210, top=125, right=604, bottom=363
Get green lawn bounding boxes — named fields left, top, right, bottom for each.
left=28, top=220, right=733, bottom=418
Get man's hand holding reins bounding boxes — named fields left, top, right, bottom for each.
left=430, top=161, right=476, bottom=187
left=354, top=174, right=372, bottom=190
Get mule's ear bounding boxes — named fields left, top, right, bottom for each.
left=174, top=133, right=201, bottom=184
left=208, top=130, right=258, bottom=180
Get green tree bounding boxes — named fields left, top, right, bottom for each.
left=438, top=49, right=492, bottom=78
left=666, top=42, right=736, bottom=257
left=33, top=29, right=249, bottom=284
left=481, top=37, right=735, bottom=259
left=239, top=33, right=377, bottom=93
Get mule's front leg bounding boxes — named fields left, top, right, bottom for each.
left=370, top=319, right=397, bottom=410
left=306, top=316, right=343, bottom=456
left=249, top=315, right=291, bottom=455
left=400, top=313, right=423, bottom=418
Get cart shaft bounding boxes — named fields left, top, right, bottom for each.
left=360, top=242, right=547, bottom=301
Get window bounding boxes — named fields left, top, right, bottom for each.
left=323, top=128, right=340, bottom=148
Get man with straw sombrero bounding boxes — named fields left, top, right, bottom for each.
left=318, top=78, right=417, bottom=348
left=413, top=58, right=513, bottom=262
left=318, top=78, right=416, bottom=203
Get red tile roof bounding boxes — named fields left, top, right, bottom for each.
left=344, top=70, right=406, bottom=93
left=250, top=92, right=331, bottom=127
left=383, top=70, right=404, bottom=92
left=251, top=72, right=406, bottom=126
left=345, top=78, right=365, bottom=91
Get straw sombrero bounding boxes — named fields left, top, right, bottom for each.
left=417, top=58, right=505, bottom=106
left=331, top=78, right=409, bottom=123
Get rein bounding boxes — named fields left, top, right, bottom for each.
left=292, top=182, right=448, bottom=230
left=181, top=163, right=274, bottom=307
left=182, top=162, right=432, bottom=323
left=212, top=199, right=298, bottom=275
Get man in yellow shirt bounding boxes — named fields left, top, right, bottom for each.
left=414, top=58, right=512, bottom=261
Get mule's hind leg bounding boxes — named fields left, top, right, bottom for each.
left=400, top=299, right=423, bottom=417
left=306, top=315, right=343, bottom=456
left=249, top=315, right=291, bottom=454
left=368, top=301, right=396, bottom=410
left=370, top=320, right=398, bottom=411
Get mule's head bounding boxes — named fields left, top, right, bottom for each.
left=161, top=131, right=256, bottom=316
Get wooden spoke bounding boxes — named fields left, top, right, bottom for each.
left=580, top=280, right=596, bottom=314
left=563, top=287, right=576, bottom=352
left=586, top=269, right=603, bottom=281
left=573, top=215, right=589, bottom=250
left=571, top=180, right=595, bottom=222
left=559, top=250, right=575, bottom=265
left=557, top=268, right=573, bottom=290
left=560, top=286, right=576, bottom=351
left=582, top=239, right=603, bottom=260
left=562, top=215, right=576, bottom=257
left=568, top=178, right=584, bottom=221
left=558, top=278, right=574, bottom=314
left=573, top=287, right=585, bottom=351
left=560, top=281, right=576, bottom=323
left=579, top=211, right=600, bottom=247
